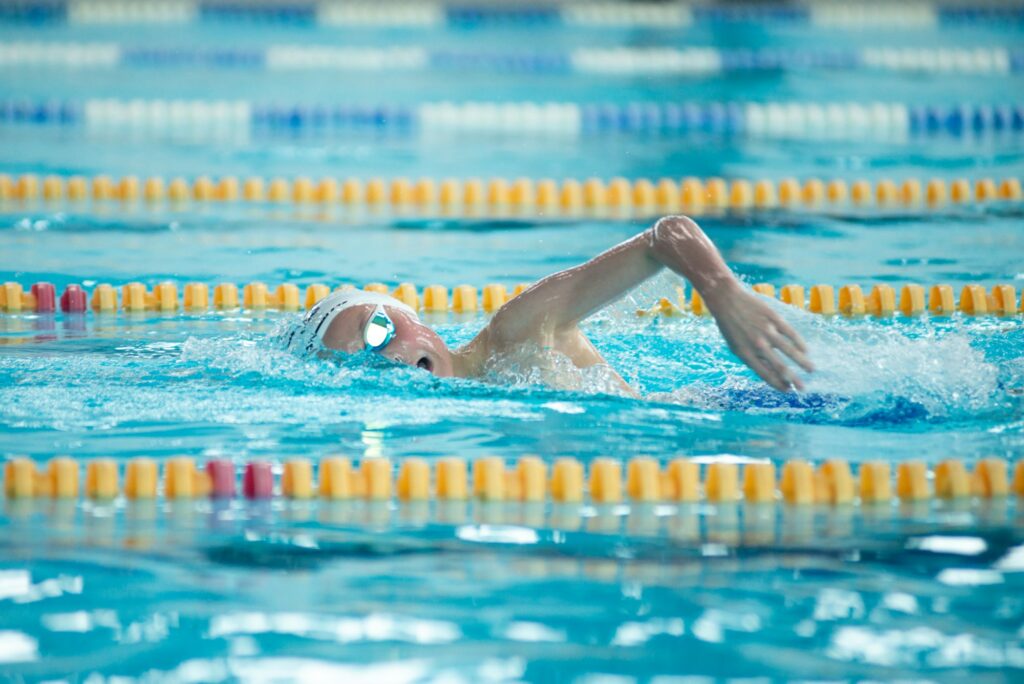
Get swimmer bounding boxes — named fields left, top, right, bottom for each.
left=287, top=215, right=814, bottom=394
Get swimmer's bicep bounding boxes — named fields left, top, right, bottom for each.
left=493, top=231, right=660, bottom=339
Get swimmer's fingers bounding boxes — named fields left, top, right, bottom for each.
left=759, top=339, right=804, bottom=392
left=745, top=354, right=788, bottom=393
left=768, top=326, right=814, bottom=374
left=768, top=312, right=810, bottom=355
left=747, top=344, right=801, bottom=393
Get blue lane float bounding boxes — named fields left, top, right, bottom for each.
left=1, top=1, right=1022, bottom=29
left=198, top=1, right=317, bottom=24
left=0, top=42, right=1022, bottom=75
left=2, top=97, right=1022, bottom=141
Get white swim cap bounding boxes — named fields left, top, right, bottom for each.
left=285, top=289, right=417, bottom=354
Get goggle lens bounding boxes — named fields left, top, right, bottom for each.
left=363, top=306, right=395, bottom=351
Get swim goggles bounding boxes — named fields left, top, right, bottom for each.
left=363, top=304, right=396, bottom=351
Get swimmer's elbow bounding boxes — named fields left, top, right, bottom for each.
left=649, top=215, right=704, bottom=253
left=646, top=215, right=722, bottom=277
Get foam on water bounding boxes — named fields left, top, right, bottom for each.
left=596, top=278, right=1018, bottom=428
left=797, top=315, right=1008, bottom=424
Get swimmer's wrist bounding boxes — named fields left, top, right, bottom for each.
left=698, top=276, right=742, bottom=308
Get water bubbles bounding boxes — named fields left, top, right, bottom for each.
left=633, top=294, right=1015, bottom=428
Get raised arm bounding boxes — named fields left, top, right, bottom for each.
left=487, top=215, right=814, bottom=391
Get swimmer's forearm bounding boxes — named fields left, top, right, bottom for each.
left=646, top=215, right=741, bottom=304
left=486, top=215, right=736, bottom=341
left=650, top=216, right=814, bottom=391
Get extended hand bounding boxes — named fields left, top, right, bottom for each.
left=705, top=285, right=815, bottom=392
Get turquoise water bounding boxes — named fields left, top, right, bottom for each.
left=3, top=8, right=1024, bottom=682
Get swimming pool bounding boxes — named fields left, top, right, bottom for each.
left=2, top=2, right=1024, bottom=681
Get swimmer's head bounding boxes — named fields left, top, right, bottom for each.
left=286, top=289, right=454, bottom=376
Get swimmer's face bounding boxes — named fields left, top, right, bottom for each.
left=321, top=304, right=454, bottom=377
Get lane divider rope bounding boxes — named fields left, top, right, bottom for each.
left=1, top=280, right=1020, bottom=318
left=4, top=455, right=1021, bottom=507
left=2, top=1, right=1021, bottom=30
left=0, top=43, right=1020, bottom=75
left=5, top=98, right=1024, bottom=139
left=2, top=174, right=1021, bottom=217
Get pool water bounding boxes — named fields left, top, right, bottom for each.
left=2, top=4, right=1024, bottom=681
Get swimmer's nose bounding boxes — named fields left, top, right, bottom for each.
left=381, top=340, right=432, bottom=373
